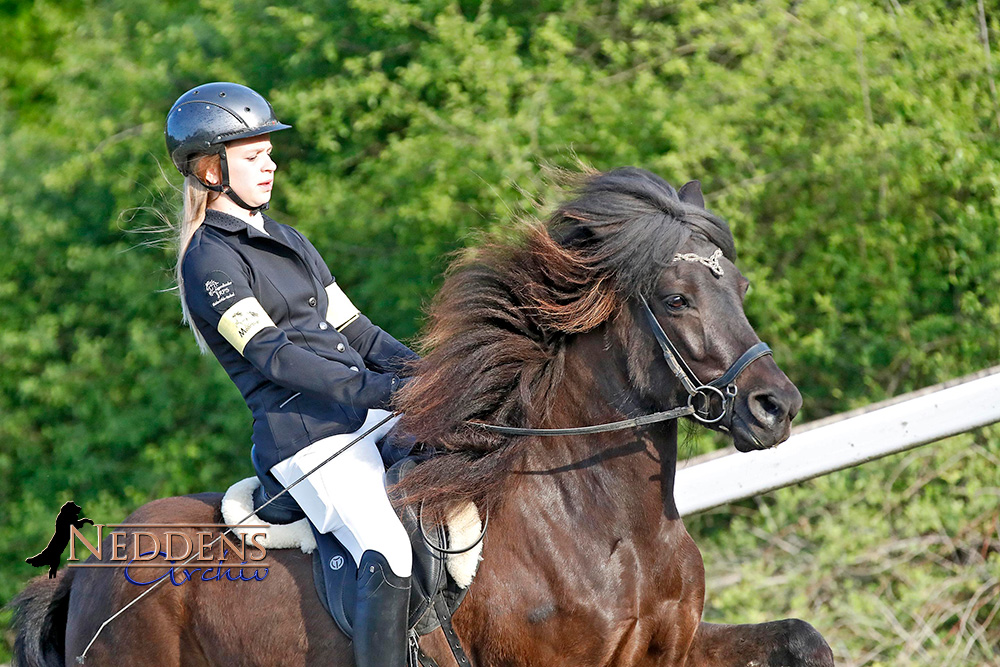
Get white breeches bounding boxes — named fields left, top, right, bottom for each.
left=269, top=409, right=413, bottom=578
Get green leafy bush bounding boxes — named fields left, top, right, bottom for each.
left=2, top=1, right=998, bottom=663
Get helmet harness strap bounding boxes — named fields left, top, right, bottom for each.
left=197, top=146, right=269, bottom=215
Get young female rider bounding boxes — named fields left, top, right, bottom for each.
left=165, top=82, right=417, bottom=667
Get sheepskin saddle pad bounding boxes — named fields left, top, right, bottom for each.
left=221, top=456, right=483, bottom=639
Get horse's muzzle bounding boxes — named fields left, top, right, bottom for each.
left=730, top=378, right=802, bottom=452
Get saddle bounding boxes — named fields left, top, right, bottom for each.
left=220, top=443, right=483, bottom=666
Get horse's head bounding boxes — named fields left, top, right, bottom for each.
left=638, top=233, right=801, bottom=451
left=552, top=169, right=801, bottom=451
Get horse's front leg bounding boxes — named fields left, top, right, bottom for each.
left=683, top=620, right=834, bottom=667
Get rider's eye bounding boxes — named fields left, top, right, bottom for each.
left=664, top=294, right=688, bottom=311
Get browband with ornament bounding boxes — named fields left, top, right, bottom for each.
left=673, top=248, right=724, bottom=277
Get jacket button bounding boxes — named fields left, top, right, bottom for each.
left=337, top=343, right=346, bottom=352
left=308, top=297, right=317, bottom=307
left=350, top=366, right=359, bottom=372
left=319, top=321, right=329, bottom=330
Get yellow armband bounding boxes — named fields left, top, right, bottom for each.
left=325, top=283, right=360, bottom=331
left=217, top=297, right=276, bottom=355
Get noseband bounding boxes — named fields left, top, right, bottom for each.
left=471, top=261, right=773, bottom=437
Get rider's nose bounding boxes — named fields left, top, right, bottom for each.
left=748, top=385, right=801, bottom=428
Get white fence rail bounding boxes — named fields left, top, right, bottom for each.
left=675, top=366, right=1000, bottom=517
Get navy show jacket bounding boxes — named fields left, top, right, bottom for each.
left=182, top=209, right=418, bottom=473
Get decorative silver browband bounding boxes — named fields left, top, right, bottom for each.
left=672, top=248, right=724, bottom=277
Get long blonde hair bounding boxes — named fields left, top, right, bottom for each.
left=176, top=154, right=220, bottom=353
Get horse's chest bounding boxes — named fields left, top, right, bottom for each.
left=462, top=525, right=705, bottom=665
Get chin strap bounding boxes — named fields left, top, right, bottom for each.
left=197, top=147, right=269, bottom=215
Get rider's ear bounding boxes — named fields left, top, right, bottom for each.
left=678, top=181, right=705, bottom=208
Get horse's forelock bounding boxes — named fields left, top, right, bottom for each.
left=554, top=168, right=735, bottom=295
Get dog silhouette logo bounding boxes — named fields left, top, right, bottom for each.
left=26, top=501, right=94, bottom=578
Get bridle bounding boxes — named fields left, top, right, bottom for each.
left=636, top=293, right=772, bottom=427
left=471, top=249, right=773, bottom=437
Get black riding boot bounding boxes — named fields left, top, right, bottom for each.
left=353, top=550, right=411, bottom=667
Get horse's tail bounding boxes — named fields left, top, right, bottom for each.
left=7, top=569, right=75, bottom=667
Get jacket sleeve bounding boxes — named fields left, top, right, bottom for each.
left=341, top=313, right=420, bottom=374
left=182, top=240, right=400, bottom=410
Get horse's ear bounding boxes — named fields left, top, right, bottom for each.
left=678, top=180, right=705, bottom=208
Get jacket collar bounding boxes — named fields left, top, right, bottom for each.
left=203, top=209, right=273, bottom=240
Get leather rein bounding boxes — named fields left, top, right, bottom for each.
left=469, top=294, right=772, bottom=437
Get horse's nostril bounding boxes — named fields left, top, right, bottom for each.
left=749, top=391, right=789, bottom=426
left=760, top=395, right=780, bottom=416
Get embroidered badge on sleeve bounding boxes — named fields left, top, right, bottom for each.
left=218, top=297, right=276, bottom=355
left=204, top=270, right=237, bottom=312
left=325, top=282, right=361, bottom=330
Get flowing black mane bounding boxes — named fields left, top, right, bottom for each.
left=395, top=167, right=735, bottom=508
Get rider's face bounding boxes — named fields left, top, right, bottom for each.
left=212, top=135, right=275, bottom=210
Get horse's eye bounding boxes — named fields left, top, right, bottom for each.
left=664, top=294, right=688, bottom=311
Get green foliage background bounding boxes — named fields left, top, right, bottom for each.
left=2, top=1, right=998, bottom=664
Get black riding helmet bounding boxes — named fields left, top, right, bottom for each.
left=165, top=82, right=291, bottom=213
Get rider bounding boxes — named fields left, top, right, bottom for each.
left=165, top=82, right=417, bottom=667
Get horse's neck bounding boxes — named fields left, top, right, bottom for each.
left=516, top=329, right=683, bottom=531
